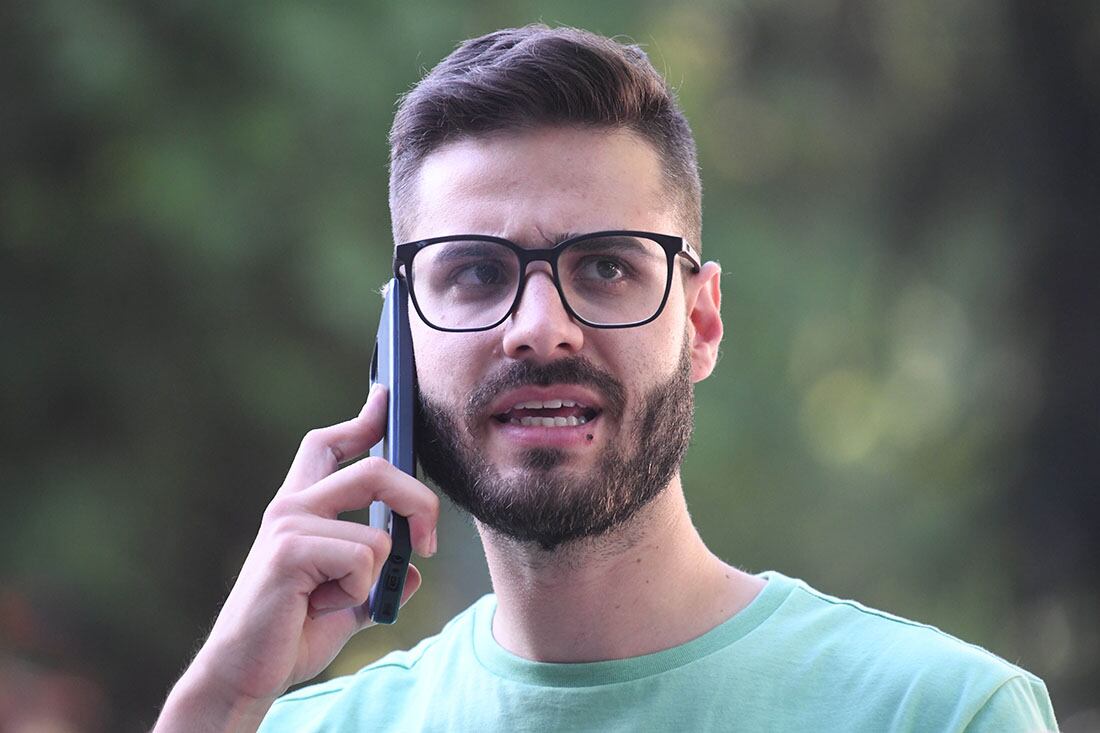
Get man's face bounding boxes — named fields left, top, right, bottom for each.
left=404, top=127, right=710, bottom=550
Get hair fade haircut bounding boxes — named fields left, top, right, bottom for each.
left=388, top=24, right=702, bottom=247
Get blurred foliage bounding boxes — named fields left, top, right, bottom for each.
left=1, top=1, right=1097, bottom=730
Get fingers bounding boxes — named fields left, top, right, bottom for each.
left=308, top=578, right=370, bottom=617
left=286, top=515, right=394, bottom=554
left=264, top=514, right=391, bottom=599
left=309, top=563, right=423, bottom=624
left=274, top=389, right=439, bottom=556
left=284, top=536, right=385, bottom=611
left=280, top=385, right=389, bottom=495
left=292, top=458, right=440, bottom=558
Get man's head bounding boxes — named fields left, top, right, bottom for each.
left=387, top=27, right=722, bottom=552
left=389, top=24, right=702, bottom=248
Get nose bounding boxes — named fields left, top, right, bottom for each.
left=501, top=264, right=585, bottom=360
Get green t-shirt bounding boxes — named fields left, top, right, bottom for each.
left=260, top=571, right=1057, bottom=732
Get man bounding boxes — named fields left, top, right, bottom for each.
left=155, top=25, right=1057, bottom=732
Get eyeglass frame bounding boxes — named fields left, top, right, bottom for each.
left=392, top=230, right=702, bottom=333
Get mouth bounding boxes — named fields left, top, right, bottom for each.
left=492, top=398, right=602, bottom=427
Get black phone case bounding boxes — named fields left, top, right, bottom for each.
left=366, top=277, right=415, bottom=624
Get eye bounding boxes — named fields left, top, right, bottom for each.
left=595, top=259, right=625, bottom=280
left=453, top=260, right=507, bottom=286
left=578, top=257, right=630, bottom=282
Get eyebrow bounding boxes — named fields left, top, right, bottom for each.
left=566, top=236, right=662, bottom=259
left=425, top=241, right=511, bottom=261
left=498, top=232, right=583, bottom=250
left=550, top=232, right=583, bottom=245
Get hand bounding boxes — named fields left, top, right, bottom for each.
left=155, top=385, right=439, bottom=731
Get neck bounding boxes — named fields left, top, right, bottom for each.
left=478, top=477, right=765, bottom=663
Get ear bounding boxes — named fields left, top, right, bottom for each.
left=685, top=261, right=723, bottom=383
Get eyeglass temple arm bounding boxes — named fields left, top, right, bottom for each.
left=679, top=240, right=702, bottom=273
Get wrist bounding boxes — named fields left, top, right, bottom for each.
left=155, top=657, right=276, bottom=733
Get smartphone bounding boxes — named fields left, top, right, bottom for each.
left=366, top=276, right=415, bottom=624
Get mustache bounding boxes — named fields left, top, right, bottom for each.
left=464, top=356, right=627, bottom=422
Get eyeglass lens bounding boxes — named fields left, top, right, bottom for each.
left=409, top=235, right=670, bottom=329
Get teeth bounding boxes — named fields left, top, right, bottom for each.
left=511, top=399, right=586, bottom=410
left=510, top=415, right=589, bottom=427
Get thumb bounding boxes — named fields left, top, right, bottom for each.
left=349, top=564, right=424, bottom=632
left=400, top=564, right=423, bottom=607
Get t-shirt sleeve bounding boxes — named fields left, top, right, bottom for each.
left=257, top=691, right=339, bottom=733
left=964, top=675, right=1059, bottom=733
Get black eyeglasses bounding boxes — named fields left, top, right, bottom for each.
left=393, top=231, right=701, bottom=332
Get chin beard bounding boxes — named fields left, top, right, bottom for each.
left=414, top=343, right=694, bottom=552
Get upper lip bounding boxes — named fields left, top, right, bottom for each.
left=486, top=386, right=604, bottom=418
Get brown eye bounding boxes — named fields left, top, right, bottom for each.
left=576, top=256, right=630, bottom=283
left=454, top=261, right=506, bottom=285
left=594, top=259, right=625, bottom=280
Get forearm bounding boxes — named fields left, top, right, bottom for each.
left=154, top=662, right=275, bottom=733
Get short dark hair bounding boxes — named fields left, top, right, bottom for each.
left=388, top=25, right=702, bottom=246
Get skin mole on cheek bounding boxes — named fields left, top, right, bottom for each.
left=586, top=434, right=593, bottom=441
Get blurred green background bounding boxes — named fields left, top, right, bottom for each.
left=2, top=1, right=1097, bottom=730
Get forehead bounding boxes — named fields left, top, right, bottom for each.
left=407, top=127, right=672, bottom=243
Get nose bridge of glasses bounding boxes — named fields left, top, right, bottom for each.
left=507, top=242, right=558, bottom=293
left=521, top=257, right=555, bottom=281
left=514, top=257, right=564, bottom=308
left=504, top=251, right=578, bottom=328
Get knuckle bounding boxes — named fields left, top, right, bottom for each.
left=356, top=525, right=391, bottom=560
left=354, top=455, right=388, bottom=476
left=369, top=527, right=394, bottom=557
left=265, top=514, right=298, bottom=538
left=299, top=428, right=323, bottom=450
left=262, top=497, right=300, bottom=524
left=349, top=543, right=375, bottom=569
left=266, top=533, right=301, bottom=567
left=300, top=428, right=342, bottom=462
left=344, top=576, right=372, bottom=605
left=262, top=500, right=288, bottom=525
left=425, top=491, right=441, bottom=519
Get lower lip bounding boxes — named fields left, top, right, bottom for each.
left=491, top=416, right=600, bottom=448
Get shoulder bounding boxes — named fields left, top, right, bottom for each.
left=760, top=572, right=1057, bottom=730
left=773, top=573, right=1032, bottom=679
left=258, top=595, right=492, bottom=731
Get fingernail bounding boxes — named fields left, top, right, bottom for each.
left=429, top=527, right=438, bottom=556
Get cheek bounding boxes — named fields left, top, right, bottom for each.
left=598, top=332, right=672, bottom=402
left=412, top=327, right=495, bottom=399
left=627, top=304, right=687, bottom=375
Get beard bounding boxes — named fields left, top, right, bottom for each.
left=414, top=341, right=695, bottom=552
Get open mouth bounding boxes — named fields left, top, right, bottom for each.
left=492, top=399, right=601, bottom=427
